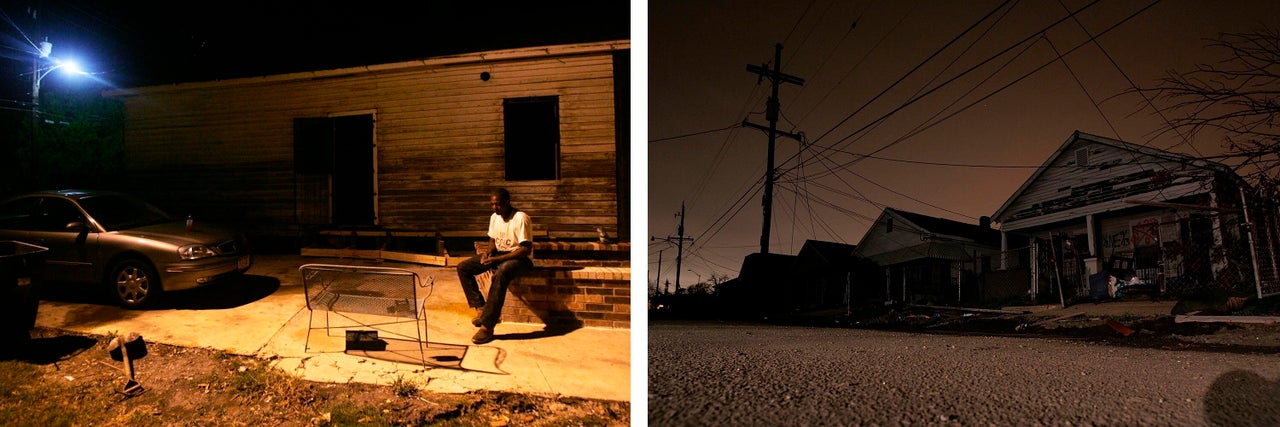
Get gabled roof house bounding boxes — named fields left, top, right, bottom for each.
left=853, top=207, right=1001, bottom=304
left=990, top=131, right=1274, bottom=299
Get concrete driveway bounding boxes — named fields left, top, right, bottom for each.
left=34, top=254, right=632, bottom=402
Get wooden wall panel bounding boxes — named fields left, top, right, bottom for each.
left=112, top=42, right=627, bottom=242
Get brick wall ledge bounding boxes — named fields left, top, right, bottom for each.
left=531, top=242, right=631, bottom=252
left=551, top=266, right=630, bottom=281
left=504, top=266, right=631, bottom=329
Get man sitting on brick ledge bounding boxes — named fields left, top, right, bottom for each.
left=455, top=188, right=534, bottom=344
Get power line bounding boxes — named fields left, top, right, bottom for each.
left=1052, top=0, right=1202, bottom=157
left=779, top=0, right=1107, bottom=179
left=848, top=169, right=977, bottom=220
left=795, top=2, right=916, bottom=125
left=804, top=0, right=1018, bottom=151
left=902, top=0, right=1022, bottom=109
left=781, top=0, right=1157, bottom=181
left=648, top=123, right=740, bottom=144
left=781, top=0, right=825, bottom=63
left=1042, top=35, right=1123, bottom=140
left=686, top=177, right=766, bottom=258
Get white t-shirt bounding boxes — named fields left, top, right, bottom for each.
left=488, top=209, right=533, bottom=252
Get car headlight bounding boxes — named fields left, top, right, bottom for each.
left=179, top=245, right=218, bottom=260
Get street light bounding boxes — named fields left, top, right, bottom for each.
left=688, top=269, right=702, bottom=284
left=31, top=39, right=84, bottom=112
left=32, top=59, right=82, bottom=108
left=26, top=38, right=86, bottom=147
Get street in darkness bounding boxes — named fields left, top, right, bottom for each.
left=649, top=321, right=1280, bottom=426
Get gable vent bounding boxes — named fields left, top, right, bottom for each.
left=1075, top=147, right=1090, bottom=167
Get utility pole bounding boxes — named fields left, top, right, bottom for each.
left=651, top=202, right=693, bottom=294
left=744, top=43, right=804, bottom=255
left=654, top=249, right=664, bottom=296
left=28, top=7, right=42, bottom=146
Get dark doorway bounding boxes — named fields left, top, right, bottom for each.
left=332, top=115, right=375, bottom=225
left=294, top=114, right=376, bottom=226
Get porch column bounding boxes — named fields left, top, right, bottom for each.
left=1085, top=214, right=1098, bottom=258
left=885, top=267, right=891, bottom=303
left=902, top=268, right=908, bottom=303
left=1084, top=214, right=1101, bottom=275
left=1030, top=241, right=1039, bottom=300
left=1000, top=231, right=1009, bottom=270
left=1210, top=189, right=1227, bottom=279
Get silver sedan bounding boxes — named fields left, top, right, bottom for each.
left=0, top=189, right=252, bottom=308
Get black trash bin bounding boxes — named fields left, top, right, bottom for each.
left=0, top=241, right=48, bottom=355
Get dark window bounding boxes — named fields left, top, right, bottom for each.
left=33, top=198, right=86, bottom=232
left=0, top=197, right=40, bottom=230
left=503, top=96, right=560, bottom=181
left=77, top=194, right=171, bottom=231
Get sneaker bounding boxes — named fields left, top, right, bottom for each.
left=471, top=326, right=494, bottom=344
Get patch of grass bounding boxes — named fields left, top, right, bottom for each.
left=542, top=414, right=618, bottom=426
left=328, top=402, right=394, bottom=426
left=390, top=374, right=419, bottom=397
left=200, top=359, right=316, bottom=405
left=1107, top=314, right=1145, bottom=323
left=228, top=363, right=280, bottom=394
left=111, top=405, right=166, bottom=427
left=0, top=361, right=108, bottom=427
left=0, top=360, right=40, bottom=395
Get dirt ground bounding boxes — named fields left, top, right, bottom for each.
left=0, top=327, right=629, bottom=427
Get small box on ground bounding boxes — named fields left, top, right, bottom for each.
left=345, top=330, right=386, bottom=351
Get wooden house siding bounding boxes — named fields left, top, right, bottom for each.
left=995, top=132, right=1223, bottom=232
left=106, top=41, right=628, bottom=242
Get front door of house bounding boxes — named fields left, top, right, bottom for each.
left=294, top=114, right=376, bottom=226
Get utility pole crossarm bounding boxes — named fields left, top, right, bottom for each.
left=741, top=120, right=803, bottom=142
left=745, top=63, right=806, bottom=86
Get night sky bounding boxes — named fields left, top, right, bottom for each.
left=0, top=1, right=630, bottom=100
left=648, top=0, right=1280, bottom=290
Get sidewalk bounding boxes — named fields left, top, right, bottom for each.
left=33, top=254, right=631, bottom=402
left=1005, top=299, right=1179, bottom=318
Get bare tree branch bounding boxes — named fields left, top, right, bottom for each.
left=1136, top=26, right=1280, bottom=194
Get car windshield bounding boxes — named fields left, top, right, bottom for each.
left=76, top=194, right=174, bottom=231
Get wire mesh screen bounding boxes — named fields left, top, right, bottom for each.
left=301, top=264, right=430, bottom=319
left=1249, top=207, right=1280, bottom=297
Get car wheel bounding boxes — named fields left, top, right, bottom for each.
left=110, top=259, right=162, bottom=309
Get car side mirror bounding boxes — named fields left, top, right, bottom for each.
left=65, top=221, right=89, bottom=232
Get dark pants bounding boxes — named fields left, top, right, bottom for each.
left=456, top=253, right=532, bottom=328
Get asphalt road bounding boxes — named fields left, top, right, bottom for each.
left=649, top=321, right=1280, bottom=426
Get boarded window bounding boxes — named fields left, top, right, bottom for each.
left=503, top=96, right=560, bottom=181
